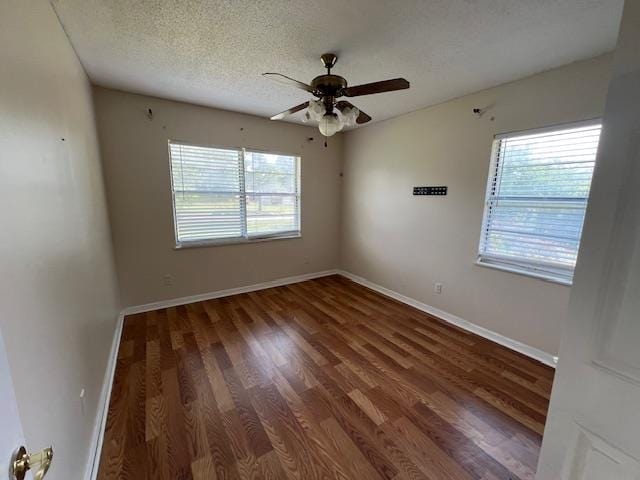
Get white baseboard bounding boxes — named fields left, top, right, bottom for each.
left=123, top=269, right=340, bottom=315
left=337, top=270, right=558, bottom=368
left=84, top=311, right=125, bottom=480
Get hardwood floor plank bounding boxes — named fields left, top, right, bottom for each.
left=347, top=389, right=388, bottom=426
left=269, top=372, right=355, bottom=479
left=125, top=362, right=145, bottom=447
left=98, top=275, right=554, bottom=480
left=161, top=368, right=193, bottom=477
left=222, top=366, right=274, bottom=458
left=257, top=450, right=289, bottom=479
left=146, top=436, right=170, bottom=480
left=183, top=399, right=211, bottom=462
left=320, top=417, right=385, bottom=480
left=411, top=400, right=524, bottom=479
left=386, top=416, right=472, bottom=480
left=145, top=394, right=164, bottom=442
left=191, top=455, right=217, bottom=480
left=250, top=383, right=335, bottom=479
left=201, top=346, right=236, bottom=413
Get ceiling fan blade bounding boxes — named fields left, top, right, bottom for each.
left=270, top=101, right=310, bottom=121
left=335, top=101, right=372, bottom=124
left=342, top=78, right=409, bottom=97
left=263, top=73, right=315, bottom=93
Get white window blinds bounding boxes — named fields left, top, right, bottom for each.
left=478, top=121, right=601, bottom=284
left=169, top=142, right=300, bottom=246
left=244, top=151, right=300, bottom=237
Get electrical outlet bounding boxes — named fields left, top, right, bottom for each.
left=163, top=274, right=173, bottom=286
left=80, top=388, right=86, bottom=415
left=434, top=282, right=443, bottom=294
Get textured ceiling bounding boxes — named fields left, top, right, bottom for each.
left=51, top=0, right=623, bottom=127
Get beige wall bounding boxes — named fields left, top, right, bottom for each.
left=0, top=1, right=120, bottom=478
left=93, top=87, right=342, bottom=307
left=341, top=54, right=612, bottom=356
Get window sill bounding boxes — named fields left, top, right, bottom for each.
left=474, top=259, right=573, bottom=286
left=174, top=233, right=301, bottom=250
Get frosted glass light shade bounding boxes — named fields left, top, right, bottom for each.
left=308, top=100, right=326, bottom=121
left=319, top=113, right=343, bottom=137
left=341, top=106, right=360, bottom=126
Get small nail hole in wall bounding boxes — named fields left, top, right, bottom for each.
left=146, top=108, right=153, bottom=120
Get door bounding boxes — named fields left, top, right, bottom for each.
left=537, top=1, right=640, bottom=478
left=0, top=326, right=24, bottom=478
left=0, top=325, right=53, bottom=480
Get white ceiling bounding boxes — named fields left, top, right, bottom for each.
left=52, top=0, right=623, bottom=127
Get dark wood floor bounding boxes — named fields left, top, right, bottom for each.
left=98, top=274, right=554, bottom=480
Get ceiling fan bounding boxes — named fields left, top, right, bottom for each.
left=264, top=53, right=410, bottom=137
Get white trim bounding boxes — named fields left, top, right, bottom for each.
left=123, top=269, right=339, bottom=315
left=174, top=232, right=302, bottom=250
left=475, top=259, right=572, bottom=286
left=336, top=270, right=558, bottom=368
left=84, top=311, right=125, bottom=480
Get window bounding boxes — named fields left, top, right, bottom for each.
left=478, top=120, right=601, bottom=284
left=169, top=142, right=300, bottom=247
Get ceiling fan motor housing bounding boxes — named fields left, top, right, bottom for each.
left=311, top=75, right=347, bottom=98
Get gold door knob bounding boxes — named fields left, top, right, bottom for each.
left=10, top=445, right=53, bottom=480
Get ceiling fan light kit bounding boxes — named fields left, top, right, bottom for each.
left=303, top=99, right=359, bottom=136
left=319, top=112, right=342, bottom=137
left=340, top=105, right=360, bottom=127
left=307, top=99, right=325, bottom=120
left=264, top=53, right=410, bottom=137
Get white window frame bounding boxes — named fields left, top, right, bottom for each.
left=476, top=119, right=601, bottom=285
left=168, top=140, right=302, bottom=248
